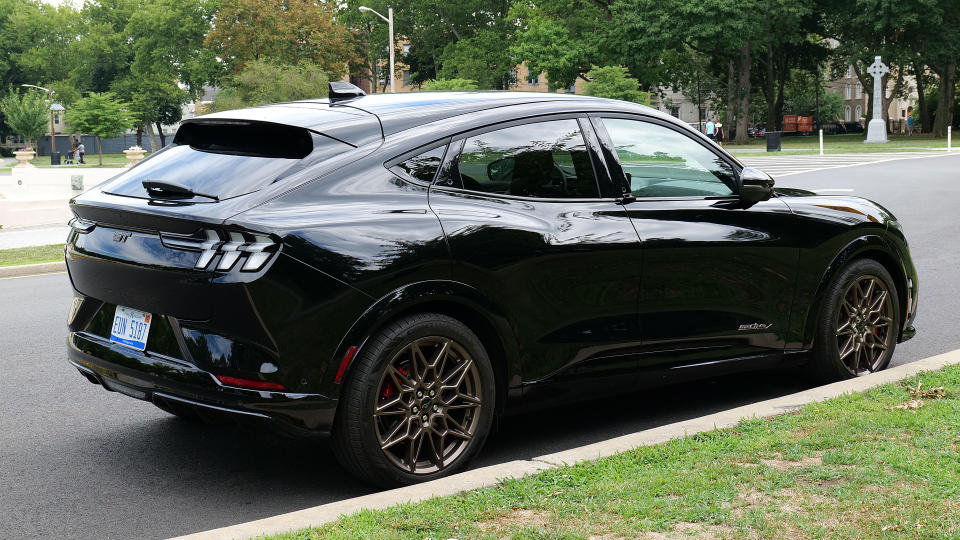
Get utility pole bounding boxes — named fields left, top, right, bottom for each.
left=359, top=6, right=395, bottom=93
left=696, top=70, right=703, bottom=132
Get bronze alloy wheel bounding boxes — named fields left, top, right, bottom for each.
left=835, top=274, right=895, bottom=375
left=373, top=336, right=483, bottom=474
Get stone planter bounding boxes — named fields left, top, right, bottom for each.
left=13, top=150, right=36, bottom=168
left=123, top=148, right=147, bottom=167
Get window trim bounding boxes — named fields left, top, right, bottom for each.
left=589, top=113, right=743, bottom=201
left=384, top=138, right=451, bottom=186
left=433, top=114, right=611, bottom=202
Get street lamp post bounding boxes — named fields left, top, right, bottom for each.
left=21, top=84, right=57, bottom=157
left=359, top=6, right=395, bottom=93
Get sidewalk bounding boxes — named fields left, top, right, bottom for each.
left=0, top=225, right=69, bottom=249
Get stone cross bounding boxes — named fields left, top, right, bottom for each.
left=867, top=56, right=888, bottom=121
left=865, top=56, right=889, bottom=143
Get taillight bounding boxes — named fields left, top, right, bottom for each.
left=160, top=229, right=279, bottom=271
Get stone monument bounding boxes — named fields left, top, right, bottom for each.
left=865, top=56, right=889, bottom=143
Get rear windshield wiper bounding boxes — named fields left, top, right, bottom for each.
left=142, top=180, right=219, bottom=201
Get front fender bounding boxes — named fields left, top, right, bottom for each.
left=790, top=232, right=909, bottom=350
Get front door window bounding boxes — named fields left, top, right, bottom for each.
left=601, top=118, right=736, bottom=198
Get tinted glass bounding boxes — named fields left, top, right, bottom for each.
left=102, top=145, right=300, bottom=200
left=602, top=118, right=736, bottom=198
left=457, top=119, right=599, bottom=199
left=393, top=145, right=445, bottom=183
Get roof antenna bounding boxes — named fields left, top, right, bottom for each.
left=329, top=81, right=366, bottom=103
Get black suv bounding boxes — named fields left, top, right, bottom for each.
left=66, top=86, right=917, bottom=486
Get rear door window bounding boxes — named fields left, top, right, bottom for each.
left=456, top=119, right=600, bottom=199
left=391, top=145, right=446, bottom=183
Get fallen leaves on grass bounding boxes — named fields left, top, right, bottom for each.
left=892, top=399, right=925, bottom=412
left=902, top=380, right=947, bottom=400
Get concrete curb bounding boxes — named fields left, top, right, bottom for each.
left=170, top=348, right=960, bottom=540
left=0, top=261, right=65, bottom=278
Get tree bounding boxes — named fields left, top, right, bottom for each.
left=206, top=0, right=354, bottom=76
left=0, top=88, right=48, bottom=147
left=208, top=60, right=330, bottom=111
left=422, top=78, right=478, bottom=90
left=65, top=92, right=134, bottom=166
left=112, top=72, right=188, bottom=149
left=510, top=0, right=620, bottom=91
left=582, top=66, right=651, bottom=104
left=126, top=0, right=220, bottom=97
left=616, top=0, right=818, bottom=143
left=437, top=28, right=514, bottom=89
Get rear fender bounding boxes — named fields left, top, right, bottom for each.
left=321, top=280, right=520, bottom=411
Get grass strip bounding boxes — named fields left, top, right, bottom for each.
left=270, top=365, right=960, bottom=539
left=0, top=243, right=64, bottom=267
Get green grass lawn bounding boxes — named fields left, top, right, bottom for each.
left=728, top=133, right=950, bottom=157
left=271, top=365, right=960, bottom=539
left=0, top=244, right=65, bottom=267
left=28, top=152, right=135, bottom=168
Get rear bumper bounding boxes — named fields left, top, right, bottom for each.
left=68, top=331, right=337, bottom=435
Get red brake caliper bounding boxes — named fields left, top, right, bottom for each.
left=380, top=367, right=408, bottom=400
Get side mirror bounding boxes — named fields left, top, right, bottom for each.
left=739, top=167, right=775, bottom=204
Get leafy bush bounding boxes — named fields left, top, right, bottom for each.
left=422, top=78, right=480, bottom=91
left=208, top=61, right=330, bottom=112
left=0, top=88, right=49, bottom=146
left=583, top=65, right=650, bottom=105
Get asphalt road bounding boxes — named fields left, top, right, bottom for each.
left=2, top=152, right=958, bottom=539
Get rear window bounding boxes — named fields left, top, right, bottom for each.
left=102, top=121, right=348, bottom=200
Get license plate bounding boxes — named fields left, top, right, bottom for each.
left=109, top=305, right=152, bottom=351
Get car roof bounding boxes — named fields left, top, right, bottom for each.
left=194, top=91, right=670, bottom=144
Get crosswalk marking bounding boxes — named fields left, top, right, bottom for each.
left=739, top=151, right=955, bottom=178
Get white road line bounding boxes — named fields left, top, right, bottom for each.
left=741, top=151, right=958, bottom=177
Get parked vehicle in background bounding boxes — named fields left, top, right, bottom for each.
left=747, top=126, right=766, bottom=138
left=65, top=87, right=918, bottom=487
left=783, top=115, right=814, bottom=135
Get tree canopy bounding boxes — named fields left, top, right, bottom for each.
left=65, top=92, right=134, bottom=165
left=0, top=87, right=48, bottom=147
left=1, top=0, right=958, bottom=144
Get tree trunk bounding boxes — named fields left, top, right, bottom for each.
left=734, top=44, right=751, bottom=145
left=725, top=59, right=735, bottom=142
left=914, top=62, right=929, bottom=133
left=156, top=122, right=166, bottom=147
left=932, top=61, right=957, bottom=138
left=775, top=56, right=787, bottom=130
left=145, top=122, right=160, bottom=152
left=764, top=48, right=777, bottom=131
left=136, top=125, right=143, bottom=148
left=96, top=136, right=103, bottom=167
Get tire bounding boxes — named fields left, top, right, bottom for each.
left=331, top=313, right=496, bottom=487
left=810, top=258, right=900, bottom=382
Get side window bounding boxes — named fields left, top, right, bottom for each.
left=392, top=145, right=446, bottom=183
left=601, top=118, right=736, bottom=198
left=456, top=119, right=599, bottom=199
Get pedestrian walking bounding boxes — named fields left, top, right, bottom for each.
left=907, top=115, right=914, bottom=136
left=705, top=117, right=716, bottom=139
left=715, top=123, right=724, bottom=146
left=78, top=142, right=85, bottom=164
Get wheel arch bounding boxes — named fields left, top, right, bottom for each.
left=800, top=234, right=908, bottom=349
left=323, top=280, right=519, bottom=414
